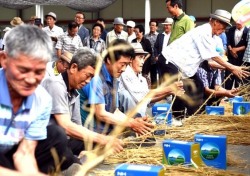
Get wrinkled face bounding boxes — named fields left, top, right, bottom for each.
left=166, top=1, right=177, bottom=16
left=46, top=16, right=56, bottom=28
left=164, top=24, right=172, bottom=33
left=110, top=56, right=131, bottom=78
left=57, top=59, right=69, bottom=73
left=75, top=13, right=84, bottom=25
left=134, top=28, right=143, bottom=39
left=70, top=65, right=95, bottom=90
left=114, top=24, right=124, bottom=34
left=131, top=54, right=145, bottom=74
left=1, top=53, right=47, bottom=97
left=92, top=26, right=102, bottom=37
left=212, top=20, right=227, bottom=36
left=68, top=27, right=78, bottom=37
left=149, top=22, right=158, bottom=33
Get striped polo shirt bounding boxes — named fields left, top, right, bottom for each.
left=0, top=69, right=52, bottom=153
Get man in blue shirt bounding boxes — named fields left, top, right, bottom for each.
left=80, top=39, right=154, bottom=135
left=0, top=25, right=77, bottom=175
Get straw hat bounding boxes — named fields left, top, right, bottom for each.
left=61, top=51, right=73, bottom=63
left=113, top=17, right=125, bottom=25
left=10, top=17, right=23, bottom=26
left=210, top=9, right=232, bottom=26
left=131, top=43, right=148, bottom=54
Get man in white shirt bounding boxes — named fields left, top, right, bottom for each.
left=43, top=12, right=64, bottom=61
left=159, top=9, right=250, bottom=126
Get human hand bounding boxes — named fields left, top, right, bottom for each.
left=129, top=118, right=154, bottom=135
left=103, top=135, right=124, bottom=153
left=169, top=81, right=185, bottom=96
left=232, top=66, right=250, bottom=79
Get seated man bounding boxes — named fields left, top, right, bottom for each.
left=198, top=60, right=239, bottom=107
left=80, top=39, right=154, bottom=135
left=118, top=43, right=184, bottom=117
left=0, top=25, right=77, bottom=175
left=42, top=48, right=123, bottom=156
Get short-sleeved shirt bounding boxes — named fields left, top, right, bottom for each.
left=41, top=72, right=82, bottom=125
left=83, top=36, right=106, bottom=54
left=0, top=69, right=52, bottom=153
left=145, top=32, right=159, bottom=59
left=56, top=32, right=83, bottom=54
left=162, top=23, right=220, bottom=78
left=106, top=29, right=128, bottom=46
left=80, top=64, right=117, bottom=133
left=168, top=13, right=194, bottom=44
left=197, top=67, right=221, bottom=88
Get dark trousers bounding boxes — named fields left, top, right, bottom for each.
left=68, top=138, right=85, bottom=156
left=158, top=54, right=204, bottom=119
left=0, top=125, right=79, bottom=174
left=150, top=63, right=158, bottom=89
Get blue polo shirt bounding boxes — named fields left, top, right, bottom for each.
left=0, top=69, right=52, bottom=153
left=80, top=64, right=118, bottom=133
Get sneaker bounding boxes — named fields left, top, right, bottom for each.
left=61, top=163, right=82, bottom=176
left=172, top=117, right=183, bottom=127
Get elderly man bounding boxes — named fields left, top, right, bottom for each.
left=0, top=25, right=78, bottom=175
left=158, top=9, right=250, bottom=126
left=43, top=12, right=64, bottom=61
left=80, top=39, right=154, bottom=135
left=56, top=21, right=83, bottom=58
left=42, top=48, right=123, bottom=156
left=106, top=17, right=128, bottom=46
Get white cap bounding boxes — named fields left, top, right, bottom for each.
left=126, top=20, right=136, bottom=28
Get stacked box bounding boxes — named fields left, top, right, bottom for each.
left=152, top=104, right=172, bottom=135
left=115, top=164, right=165, bottom=176
left=194, top=134, right=227, bottom=170
left=229, top=96, right=244, bottom=104
left=162, top=140, right=203, bottom=168
left=233, top=102, right=250, bottom=115
left=206, top=106, right=224, bottom=115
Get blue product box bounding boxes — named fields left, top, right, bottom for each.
left=115, top=164, right=165, bottom=176
left=229, top=96, right=244, bottom=104
left=162, top=140, right=203, bottom=168
left=206, top=106, right=224, bottom=115
left=194, top=134, right=227, bottom=170
left=233, top=102, right=250, bottom=115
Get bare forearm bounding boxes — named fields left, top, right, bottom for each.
left=212, top=56, right=235, bottom=72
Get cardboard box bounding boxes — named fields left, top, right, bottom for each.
left=153, top=112, right=172, bottom=135
left=233, top=102, right=250, bottom=115
left=194, top=134, right=227, bottom=170
left=115, top=164, right=165, bottom=176
left=206, top=106, right=224, bottom=115
left=152, top=103, right=172, bottom=123
left=229, top=96, right=244, bottom=104
left=162, top=140, right=203, bottom=168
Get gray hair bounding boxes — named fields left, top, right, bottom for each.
left=70, top=47, right=97, bottom=70
left=5, top=24, right=53, bottom=62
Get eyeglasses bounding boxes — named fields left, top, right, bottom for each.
left=75, top=16, right=84, bottom=19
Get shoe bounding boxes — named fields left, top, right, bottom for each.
left=61, top=163, right=82, bottom=176
left=172, top=117, right=183, bottom=127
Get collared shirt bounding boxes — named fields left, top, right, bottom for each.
left=118, top=65, right=150, bottom=116
left=168, top=13, right=194, bottom=44
left=56, top=32, right=83, bottom=54
left=197, top=66, right=221, bottom=88
left=162, top=23, right=219, bottom=78
left=0, top=69, right=52, bottom=153
left=243, top=30, right=250, bottom=63
left=106, top=29, right=128, bottom=46
left=234, top=27, right=244, bottom=45
left=80, top=64, right=117, bottom=133
left=83, top=36, right=106, bottom=54
left=127, top=32, right=136, bottom=43
left=145, top=31, right=159, bottom=58
left=163, top=32, right=171, bottom=49
left=41, top=72, right=82, bottom=125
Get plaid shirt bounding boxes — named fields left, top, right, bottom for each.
left=243, top=30, right=250, bottom=63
